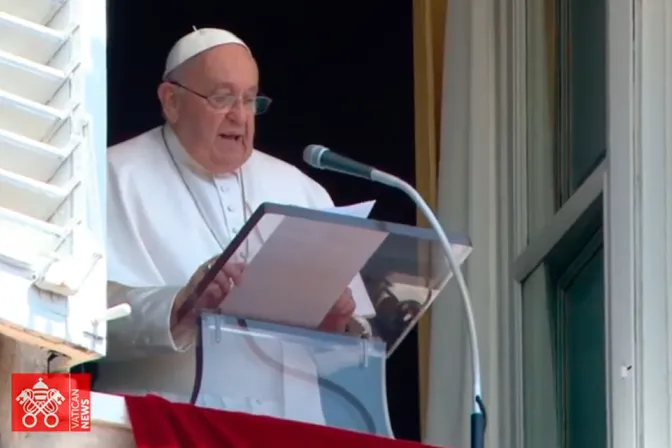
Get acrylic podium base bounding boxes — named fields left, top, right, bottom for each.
left=186, top=201, right=473, bottom=439
left=194, top=312, right=395, bottom=438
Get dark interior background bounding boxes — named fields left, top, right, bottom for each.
left=107, top=1, right=419, bottom=440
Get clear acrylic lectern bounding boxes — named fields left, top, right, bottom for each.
left=189, top=203, right=472, bottom=437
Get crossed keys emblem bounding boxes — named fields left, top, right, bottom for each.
left=15, top=378, right=66, bottom=429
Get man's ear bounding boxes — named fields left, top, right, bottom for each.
left=157, top=82, right=179, bottom=123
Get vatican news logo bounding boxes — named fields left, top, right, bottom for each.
left=11, top=373, right=92, bottom=432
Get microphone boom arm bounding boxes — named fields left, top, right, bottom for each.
left=371, top=169, right=486, bottom=448
left=303, top=144, right=486, bottom=448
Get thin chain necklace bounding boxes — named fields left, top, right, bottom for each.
left=161, top=127, right=251, bottom=262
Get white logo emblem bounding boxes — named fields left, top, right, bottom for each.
left=15, top=377, right=66, bottom=428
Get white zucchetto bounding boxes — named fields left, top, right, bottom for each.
left=163, top=27, right=249, bottom=79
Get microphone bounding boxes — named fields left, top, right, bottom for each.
left=304, top=145, right=487, bottom=448
left=303, top=145, right=376, bottom=181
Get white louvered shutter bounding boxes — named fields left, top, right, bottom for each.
left=0, top=0, right=108, bottom=362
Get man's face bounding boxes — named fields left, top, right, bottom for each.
left=161, top=44, right=259, bottom=174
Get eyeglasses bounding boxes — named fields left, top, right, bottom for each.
left=167, top=81, right=272, bottom=115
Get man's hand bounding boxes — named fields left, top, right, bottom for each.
left=171, top=256, right=245, bottom=331
left=319, top=288, right=356, bottom=333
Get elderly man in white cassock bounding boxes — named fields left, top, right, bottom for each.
left=95, top=28, right=364, bottom=425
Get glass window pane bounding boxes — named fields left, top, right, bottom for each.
left=525, top=0, right=557, bottom=240
left=525, top=0, right=607, bottom=242
left=568, top=0, right=607, bottom=192
left=561, top=247, right=607, bottom=448
left=522, top=240, right=607, bottom=448
left=522, top=266, right=560, bottom=448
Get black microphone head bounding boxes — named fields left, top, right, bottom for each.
left=303, top=144, right=330, bottom=169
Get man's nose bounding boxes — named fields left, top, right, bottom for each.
left=225, top=100, right=246, bottom=124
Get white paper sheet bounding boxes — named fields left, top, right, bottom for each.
left=219, top=201, right=380, bottom=328
left=322, top=200, right=376, bottom=218
left=322, top=200, right=377, bottom=318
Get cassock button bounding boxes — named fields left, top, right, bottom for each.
left=231, top=227, right=238, bottom=234
left=227, top=205, right=234, bottom=212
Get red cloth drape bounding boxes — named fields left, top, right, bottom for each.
left=125, top=395, right=441, bottom=448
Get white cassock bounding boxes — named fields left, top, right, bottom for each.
left=96, top=124, right=360, bottom=425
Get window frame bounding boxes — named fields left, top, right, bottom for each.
left=508, top=0, right=672, bottom=447
left=606, top=0, right=672, bottom=446
left=508, top=0, right=610, bottom=445
left=553, top=232, right=606, bottom=448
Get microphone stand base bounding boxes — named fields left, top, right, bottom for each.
left=470, top=412, right=485, bottom=448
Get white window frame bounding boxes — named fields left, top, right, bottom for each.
left=502, top=0, right=672, bottom=447
left=607, top=0, right=672, bottom=447
left=506, top=0, right=606, bottom=442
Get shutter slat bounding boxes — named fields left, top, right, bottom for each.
left=0, top=50, right=69, bottom=104
left=0, top=90, right=69, bottom=142
left=0, top=168, right=79, bottom=220
left=0, top=12, right=69, bottom=65
left=0, top=129, right=76, bottom=181
left=0, top=0, right=66, bottom=25
left=0, top=208, right=67, bottom=269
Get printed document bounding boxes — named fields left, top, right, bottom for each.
left=218, top=201, right=379, bottom=328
